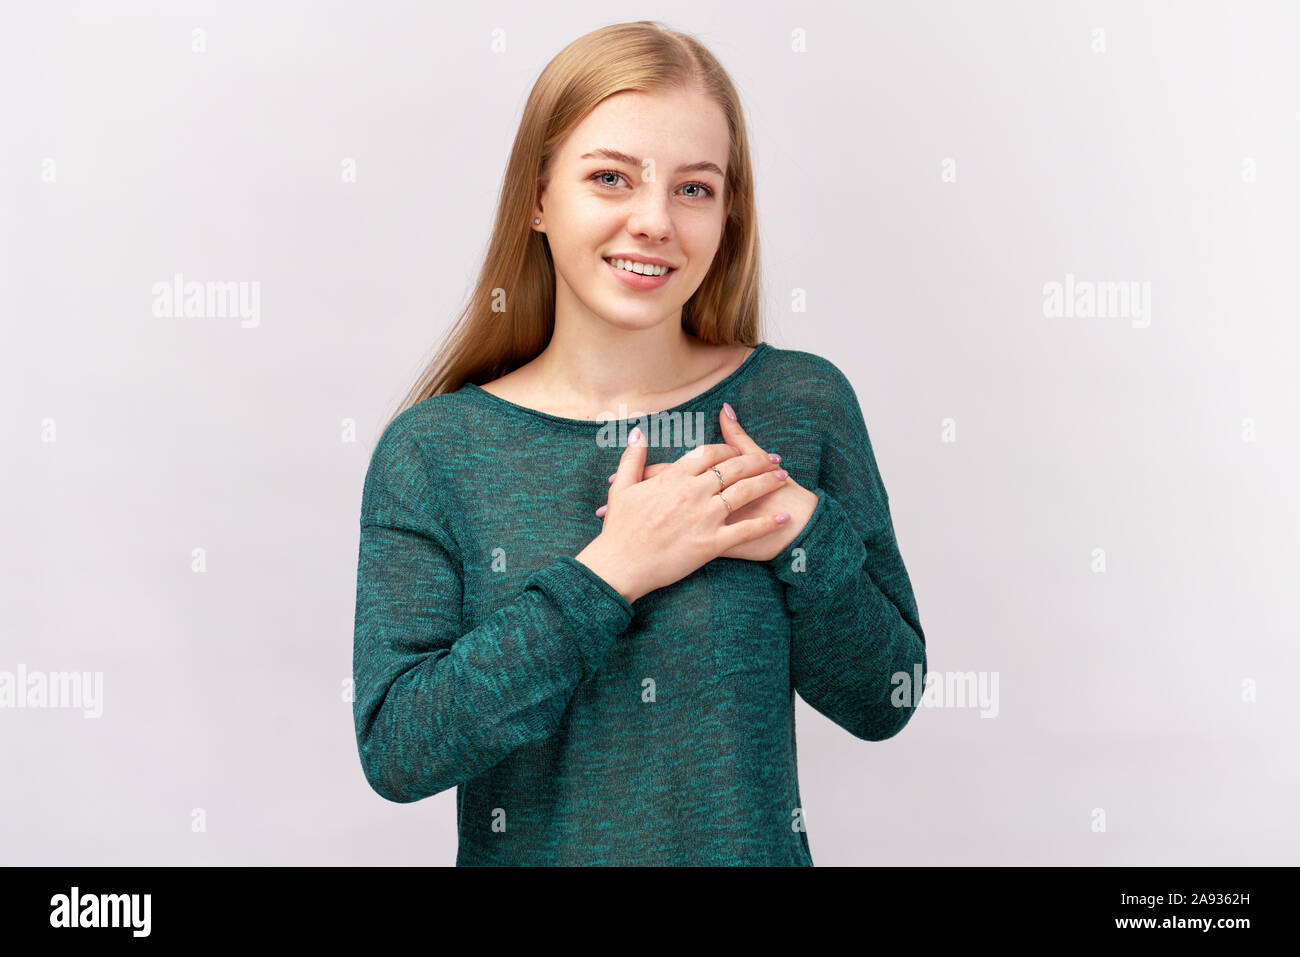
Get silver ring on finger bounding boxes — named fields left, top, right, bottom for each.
left=717, top=490, right=733, bottom=513
left=710, top=465, right=726, bottom=490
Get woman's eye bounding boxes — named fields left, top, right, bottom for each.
left=590, top=170, right=715, bottom=199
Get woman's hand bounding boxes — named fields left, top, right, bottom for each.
left=596, top=404, right=819, bottom=563
left=574, top=417, right=796, bottom=604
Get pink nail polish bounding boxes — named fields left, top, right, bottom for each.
left=723, top=401, right=737, bottom=421
left=768, top=453, right=781, bottom=463
left=608, top=473, right=615, bottom=483
left=628, top=426, right=641, bottom=444
left=596, top=505, right=607, bottom=517
left=774, top=469, right=788, bottom=479
left=775, top=513, right=790, bottom=524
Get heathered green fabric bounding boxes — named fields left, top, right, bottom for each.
left=352, top=341, right=927, bottom=865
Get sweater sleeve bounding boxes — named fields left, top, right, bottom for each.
left=766, top=361, right=927, bottom=741
left=352, top=414, right=635, bottom=803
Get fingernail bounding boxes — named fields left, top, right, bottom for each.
left=775, top=513, right=790, bottom=524
left=768, top=453, right=781, bottom=463
left=596, top=505, right=607, bottom=517
left=628, top=426, right=641, bottom=444
left=729, top=445, right=741, bottom=455
left=607, top=473, right=615, bottom=483
left=723, top=401, right=737, bottom=421
left=774, top=469, right=788, bottom=480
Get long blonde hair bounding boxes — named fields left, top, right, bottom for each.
left=384, top=20, right=764, bottom=433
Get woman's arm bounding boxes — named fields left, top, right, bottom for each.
left=766, top=361, right=927, bottom=741
left=353, top=423, right=634, bottom=803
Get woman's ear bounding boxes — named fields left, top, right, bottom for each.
left=532, top=184, right=546, bottom=231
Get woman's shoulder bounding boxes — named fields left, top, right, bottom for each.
left=749, top=342, right=861, bottom=409
left=383, top=387, right=483, bottom=446
left=360, top=390, right=480, bottom=518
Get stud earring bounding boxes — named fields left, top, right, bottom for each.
left=534, top=218, right=541, bottom=225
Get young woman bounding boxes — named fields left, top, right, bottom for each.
left=352, top=20, right=927, bottom=866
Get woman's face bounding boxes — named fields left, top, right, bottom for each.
left=534, top=86, right=732, bottom=334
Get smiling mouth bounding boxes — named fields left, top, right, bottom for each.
left=603, top=257, right=676, bottom=277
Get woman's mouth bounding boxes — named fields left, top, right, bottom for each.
left=603, top=257, right=676, bottom=290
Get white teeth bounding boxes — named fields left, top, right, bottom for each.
left=606, top=258, right=670, bottom=277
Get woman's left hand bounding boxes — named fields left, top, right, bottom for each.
left=597, top=404, right=819, bottom=562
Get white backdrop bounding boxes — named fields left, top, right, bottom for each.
left=2, top=0, right=1297, bottom=865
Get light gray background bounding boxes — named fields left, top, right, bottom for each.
left=3, top=0, right=1297, bottom=865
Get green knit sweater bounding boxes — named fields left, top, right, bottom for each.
left=352, top=341, right=927, bottom=865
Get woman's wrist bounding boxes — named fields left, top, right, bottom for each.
left=574, top=535, right=645, bottom=605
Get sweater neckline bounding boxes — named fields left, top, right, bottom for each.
left=461, top=341, right=771, bottom=431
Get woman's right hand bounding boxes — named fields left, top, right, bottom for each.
left=574, top=426, right=791, bottom=604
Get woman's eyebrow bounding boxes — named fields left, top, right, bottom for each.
left=579, top=148, right=724, bottom=178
